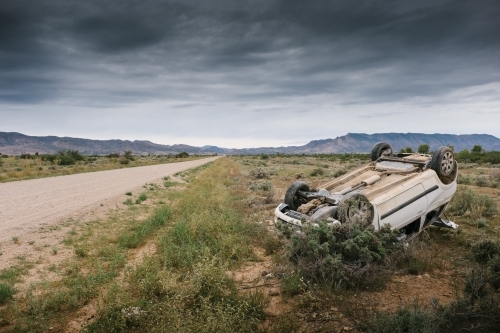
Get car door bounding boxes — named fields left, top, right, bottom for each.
left=377, top=183, right=428, bottom=230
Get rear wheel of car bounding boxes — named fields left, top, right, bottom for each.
left=430, top=146, right=455, bottom=177
left=338, top=192, right=374, bottom=227
left=371, top=142, right=392, bottom=161
left=284, top=181, right=310, bottom=211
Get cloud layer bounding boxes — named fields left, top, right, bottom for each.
left=1, top=0, right=499, bottom=147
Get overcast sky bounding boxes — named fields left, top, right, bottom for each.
left=1, top=0, right=499, bottom=148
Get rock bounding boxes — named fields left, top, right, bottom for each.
left=423, top=273, right=430, bottom=278
left=268, top=289, right=280, bottom=296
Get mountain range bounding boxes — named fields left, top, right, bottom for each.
left=1, top=132, right=500, bottom=155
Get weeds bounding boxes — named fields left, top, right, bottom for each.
left=119, top=206, right=170, bottom=249
left=135, top=192, right=148, bottom=204
left=87, top=158, right=267, bottom=332
left=282, top=222, right=399, bottom=289
left=447, top=187, right=498, bottom=218
left=0, top=283, right=15, bottom=304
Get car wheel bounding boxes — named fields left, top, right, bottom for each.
left=371, top=142, right=392, bottom=161
left=339, top=193, right=374, bottom=227
left=430, top=146, right=455, bottom=177
left=284, top=181, right=310, bottom=211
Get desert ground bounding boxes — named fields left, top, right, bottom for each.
left=1, top=154, right=499, bottom=333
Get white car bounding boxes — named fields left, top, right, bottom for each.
left=275, top=142, right=458, bottom=235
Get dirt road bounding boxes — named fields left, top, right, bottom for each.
left=0, top=156, right=219, bottom=242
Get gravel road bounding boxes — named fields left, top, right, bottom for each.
left=0, top=156, right=219, bottom=242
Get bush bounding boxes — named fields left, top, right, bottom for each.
left=0, top=283, right=15, bottom=304
left=447, top=188, right=497, bottom=217
left=119, top=157, right=130, bottom=164
left=471, top=240, right=500, bottom=263
left=457, top=173, right=471, bottom=185
left=488, top=255, right=500, bottom=289
left=310, top=167, right=324, bottom=177
left=41, top=150, right=85, bottom=165
left=333, top=169, right=347, bottom=177
left=135, top=193, right=148, bottom=204
left=249, top=181, right=273, bottom=192
left=249, top=168, right=268, bottom=179
left=124, top=150, right=134, bottom=161
left=475, top=176, right=489, bottom=187
left=175, top=152, right=189, bottom=158
left=371, top=307, right=436, bottom=333
left=285, top=222, right=398, bottom=288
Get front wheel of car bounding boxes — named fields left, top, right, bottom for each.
left=371, top=142, right=392, bottom=161
left=284, top=181, right=310, bottom=211
left=430, top=146, right=455, bottom=177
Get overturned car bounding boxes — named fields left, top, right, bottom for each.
left=275, top=142, right=458, bottom=235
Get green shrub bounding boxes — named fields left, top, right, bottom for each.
left=476, top=176, right=489, bottom=187
left=333, top=169, right=347, bottom=177
left=124, top=150, right=134, bottom=161
left=488, top=255, right=500, bottom=289
left=447, top=188, right=497, bottom=217
left=457, top=173, right=471, bottom=185
left=249, top=181, right=273, bottom=192
left=285, top=222, right=398, bottom=288
left=0, top=283, right=15, bottom=304
left=135, top=193, right=148, bottom=204
left=249, top=168, right=268, bottom=179
left=471, top=240, right=500, bottom=263
left=371, top=307, right=436, bottom=333
left=119, top=157, right=130, bottom=164
left=310, top=167, right=324, bottom=177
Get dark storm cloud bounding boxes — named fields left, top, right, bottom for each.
left=0, top=0, right=499, bottom=106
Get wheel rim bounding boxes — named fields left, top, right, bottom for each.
left=440, top=151, right=454, bottom=174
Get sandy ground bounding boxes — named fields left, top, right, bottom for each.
left=0, top=156, right=219, bottom=243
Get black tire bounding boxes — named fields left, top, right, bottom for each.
left=284, top=181, right=310, bottom=211
left=338, top=192, right=374, bottom=227
left=430, top=146, right=455, bottom=177
left=371, top=142, right=392, bottom=161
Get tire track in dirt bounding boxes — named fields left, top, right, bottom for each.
left=0, top=156, right=219, bottom=242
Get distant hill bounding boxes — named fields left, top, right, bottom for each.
left=0, top=132, right=208, bottom=155
left=1, top=132, right=499, bottom=155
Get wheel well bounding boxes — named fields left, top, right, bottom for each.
left=401, top=218, right=421, bottom=235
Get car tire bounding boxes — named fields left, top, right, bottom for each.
left=338, top=192, right=374, bottom=227
left=284, top=181, right=310, bottom=211
left=430, top=146, right=455, bottom=177
left=371, top=142, right=392, bottom=161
